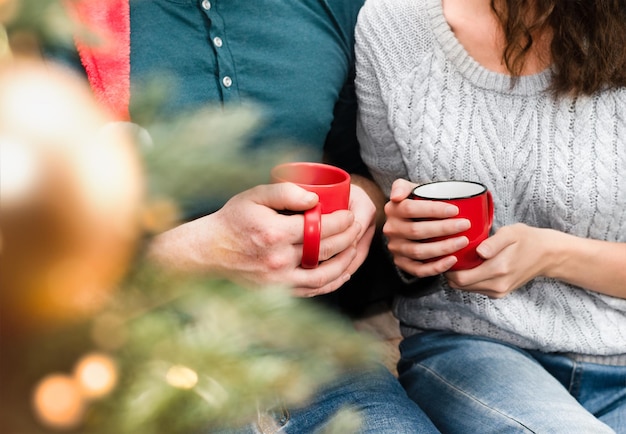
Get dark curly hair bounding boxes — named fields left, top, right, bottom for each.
left=492, top=0, right=626, bottom=96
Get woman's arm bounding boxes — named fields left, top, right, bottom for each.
left=545, top=230, right=626, bottom=298
left=446, top=224, right=626, bottom=299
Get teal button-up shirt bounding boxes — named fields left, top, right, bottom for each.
left=130, top=0, right=364, bottom=157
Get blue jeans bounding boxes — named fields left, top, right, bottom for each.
left=398, top=331, right=626, bottom=433
left=214, top=364, right=439, bottom=433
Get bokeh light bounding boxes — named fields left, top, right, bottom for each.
left=165, top=365, right=198, bottom=390
left=74, top=352, right=118, bottom=399
left=32, top=374, right=86, bottom=430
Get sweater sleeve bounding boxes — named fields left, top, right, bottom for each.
left=354, top=0, right=431, bottom=196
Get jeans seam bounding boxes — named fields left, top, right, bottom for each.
left=414, top=362, right=537, bottom=433
left=567, top=362, right=582, bottom=399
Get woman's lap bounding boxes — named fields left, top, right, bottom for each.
left=529, top=349, right=626, bottom=431
left=398, top=331, right=624, bottom=433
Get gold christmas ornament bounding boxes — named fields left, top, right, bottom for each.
left=0, top=0, right=18, bottom=25
left=0, top=60, right=144, bottom=336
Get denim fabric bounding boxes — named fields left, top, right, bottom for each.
left=214, top=364, right=439, bottom=433
left=529, top=350, right=626, bottom=431
left=398, top=331, right=625, bottom=433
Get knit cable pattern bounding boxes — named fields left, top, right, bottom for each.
left=355, top=0, right=626, bottom=360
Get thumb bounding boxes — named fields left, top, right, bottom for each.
left=259, top=182, right=319, bottom=212
left=476, top=230, right=513, bottom=260
left=389, top=178, right=418, bottom=202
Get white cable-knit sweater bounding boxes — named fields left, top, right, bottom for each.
left=355, top=0, right=626, bottom=363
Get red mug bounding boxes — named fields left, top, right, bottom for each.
left=271, top=162, right=351, bottom=269
left=410, top=180, right=494, bottom=271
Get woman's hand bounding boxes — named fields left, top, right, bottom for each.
left=445, top=223, right=549, bottom=298
left=383, top=179, right=471, bottom=278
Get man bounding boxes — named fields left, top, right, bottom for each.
left=67, top=0, right=437, bottom=432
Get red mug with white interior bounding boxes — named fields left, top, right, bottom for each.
left=271, top=162, right=351, bottom=269
left=410, top=180, right=494, bottom=271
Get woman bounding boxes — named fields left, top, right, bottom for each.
left=355, top=0, right=626, bottom=432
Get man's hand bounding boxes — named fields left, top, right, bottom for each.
left=147, top=182, right=371, bottom=297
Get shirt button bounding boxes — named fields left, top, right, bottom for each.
left=213, top=36, right=223, bottom=47
left=222, top=76, right=232, bottom=88
left=202, top=0, right=211, bottom=10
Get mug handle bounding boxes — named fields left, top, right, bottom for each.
left=486, top=191, right=494, bottom=230
left=301, top=203, right=322, bottom=269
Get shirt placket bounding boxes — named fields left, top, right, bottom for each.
left=201, top=0, right=240, bottom=104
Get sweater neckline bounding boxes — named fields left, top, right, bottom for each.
left=425, top=0, right=552, bottom=96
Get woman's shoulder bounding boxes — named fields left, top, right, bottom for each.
left=357, top=0, right=432, bottom=43
left=356, top=0, right=438, bottom=99
left=357, top=0, right=434, bottom=62
left=359, top=0, right=430, bottom=21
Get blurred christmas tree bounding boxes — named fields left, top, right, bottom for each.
left=0, top=2, right=382, bottom=433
